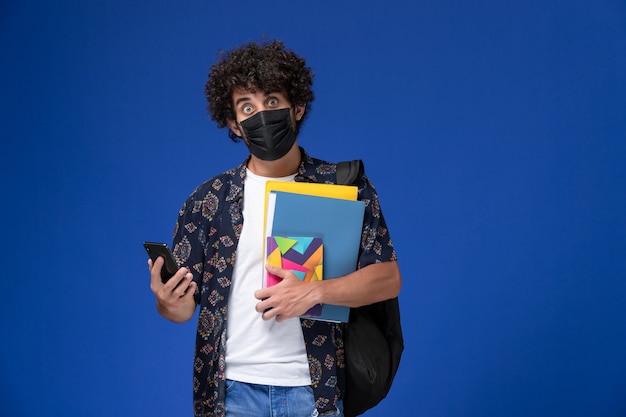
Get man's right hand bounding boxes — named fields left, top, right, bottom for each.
left=149, top=256, right=197, bottom=323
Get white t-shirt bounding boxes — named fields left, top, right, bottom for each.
left=224, top=169, right=312, bottom=386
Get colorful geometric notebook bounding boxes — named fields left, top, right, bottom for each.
left=266, top=236, right=323, bottom=317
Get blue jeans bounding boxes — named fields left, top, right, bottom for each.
left=224, top=380, right=344, bottom=417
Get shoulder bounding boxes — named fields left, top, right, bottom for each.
left=297, top=148, right=377, bottom=193
left=296, top=147, right=339, bottom=184
left=178, top=160, right=247, bottom=220
left=189, top=161, right=246, bottom=200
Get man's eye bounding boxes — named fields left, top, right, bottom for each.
left=243, top=105, right=253, bottom=114
left=267, top=98, right=278, bottom=106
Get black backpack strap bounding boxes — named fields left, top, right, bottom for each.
left=336, top=159, right=364, bottom=186
left=337, top=158, right=404, bottom=416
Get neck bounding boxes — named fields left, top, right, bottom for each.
left=247, top=143, right=301, bottom=177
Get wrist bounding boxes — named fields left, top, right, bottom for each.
left=156, top=299, right=195, bottom=323
left=310, top=279, right=326, bottom=306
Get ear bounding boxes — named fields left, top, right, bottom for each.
left=227, top=119, right=244, bottom=138
left=294, top=104, right=306, bottom=122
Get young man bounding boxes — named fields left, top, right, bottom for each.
left=149, top=40, right=401, bottom=417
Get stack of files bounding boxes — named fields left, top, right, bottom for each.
left=264, top=181, right=365, bottom=322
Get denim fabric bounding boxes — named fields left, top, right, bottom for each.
left=225, top=380, right=344, bottom=417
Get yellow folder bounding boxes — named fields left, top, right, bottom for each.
left=263, top=181, right=358, bottom=233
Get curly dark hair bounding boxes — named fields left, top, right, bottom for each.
left=204, top=40, right=315, bottom=142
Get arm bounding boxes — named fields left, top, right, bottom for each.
left=314, top=260, right=401, bottom=307
left=149, top=256, right=197, bottom=323
left=151, top=183, right=209, bottom=323
left=255, top=260, right=401, bottom=322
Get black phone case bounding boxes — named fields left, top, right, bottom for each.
left=143, top=242, right=179, bottom=283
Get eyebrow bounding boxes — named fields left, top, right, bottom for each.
left=234, top=90, right=281, bottom=107
left=234, top=96, right=251, bottom=106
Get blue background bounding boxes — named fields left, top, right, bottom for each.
left=1, top=1, right=625, bottom=416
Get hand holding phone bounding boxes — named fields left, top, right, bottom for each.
left=143, top=242, right=180, bottom=283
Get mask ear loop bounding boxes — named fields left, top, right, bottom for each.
left=286, top=106, right=298, bottom=135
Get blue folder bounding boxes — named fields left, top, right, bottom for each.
left=266, top=191, right=366, bottom=322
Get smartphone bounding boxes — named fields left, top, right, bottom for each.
left=143, top=242, right=180, bottom=283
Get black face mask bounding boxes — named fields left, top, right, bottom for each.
left=239, top=108, right=296, bottom=161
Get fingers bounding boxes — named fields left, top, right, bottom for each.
left=149, top=256, right=165, bottom=291
left=172, top=268, right=194, bottom=297
left=265, top=263, right=287, bottom=278
left=254, top=266, right=313, bottom=322
left=150, top=258, right=195, bottom=301
left=165, top=266, right=193, bottom=296
left=256, top=302, right=288, bottom=323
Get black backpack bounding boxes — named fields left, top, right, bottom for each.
left=336, top=160, right=404, bottom=417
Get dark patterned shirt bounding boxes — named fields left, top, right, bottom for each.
left=171, top=148, right=397, bottom=417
